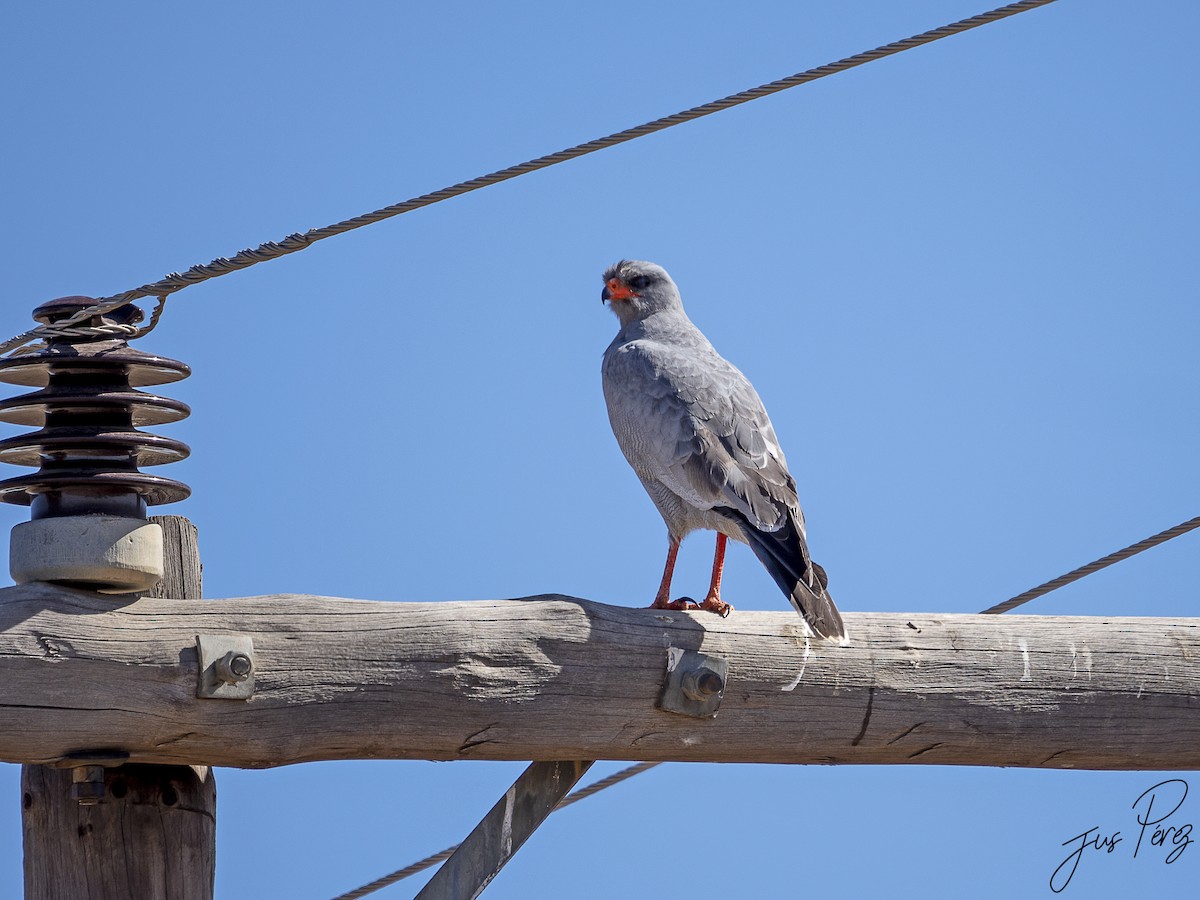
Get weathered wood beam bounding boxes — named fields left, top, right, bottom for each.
left=1, top=583, right=1198, bottom=770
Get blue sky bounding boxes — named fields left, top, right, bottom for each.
left=2, top=1, right=1198, bottom=897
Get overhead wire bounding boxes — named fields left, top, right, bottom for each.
left=330, top=763, right=662, bottom=900
left=979, top=515, right=1200, bottom=615
left=0, top=0, right=1059, bottom=358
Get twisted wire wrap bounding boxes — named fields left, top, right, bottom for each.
left=5, top=296, right=169, bottom=357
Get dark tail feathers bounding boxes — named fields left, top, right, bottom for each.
left=718, top=507, right=847, bottom=643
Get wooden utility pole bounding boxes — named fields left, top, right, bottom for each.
left=21, top=517, right=215, bottom=900
left=4, top=591, right=1200, bottom=771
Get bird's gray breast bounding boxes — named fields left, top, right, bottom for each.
left=602, top=317, right=802, bottom=543
left=602, top=333, right=750, bottom=539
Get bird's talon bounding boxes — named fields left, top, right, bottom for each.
left=700, top=597, right=733, bottom=617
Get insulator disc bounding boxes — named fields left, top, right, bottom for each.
left=0, top=350, right=191, bottom=388
left=0, top=429, right=190, bottom=468
left=0, top=470, right=191, bottom=507
left=0, top=389, right=190, bottom=426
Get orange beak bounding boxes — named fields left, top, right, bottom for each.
left=605, top=277, right=636, bottom=302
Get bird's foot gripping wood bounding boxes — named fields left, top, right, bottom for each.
left=648, top=595, right=733, bottom=617
left=698, top=594, right=733, bottom=618
left=650, top=596, right=700, bottom=611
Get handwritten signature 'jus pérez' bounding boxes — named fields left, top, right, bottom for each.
left=1050, top=779, right=1194, bottom=892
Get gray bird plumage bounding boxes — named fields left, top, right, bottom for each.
left=600, top=260, right=846, bottom=643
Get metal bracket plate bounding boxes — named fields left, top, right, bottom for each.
left=657, top=647, right=728, bottom=718
left=195, top=633, right=255, bottom=700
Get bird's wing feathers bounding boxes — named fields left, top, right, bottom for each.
left=603, top=339, right=800, bottom=533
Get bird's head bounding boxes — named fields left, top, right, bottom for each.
left=601, top=260, right=681, bottom=325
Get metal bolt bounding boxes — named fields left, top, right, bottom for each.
left=215, top=651, right=252, bottom=684
left=681, top=666, right=725, bottom=701
left=71, top=765, right=106, bottom=806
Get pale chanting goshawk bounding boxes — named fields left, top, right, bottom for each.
left=601, top=260, right=846, bottom=643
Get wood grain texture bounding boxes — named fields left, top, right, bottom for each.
left=21, top=516, right=216, bottom=900
left=2, top=583, right=1199, bottom=770
left=146, top=515, right=202, bottom=601
left=21, top=764, right=216, bottom=900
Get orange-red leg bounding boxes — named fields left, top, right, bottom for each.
left=699, top=534, right=733, bottom=617
left=649, top=537, right=698, bottom=611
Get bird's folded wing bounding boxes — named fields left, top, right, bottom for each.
left=604, top=341, right=803, bottom=535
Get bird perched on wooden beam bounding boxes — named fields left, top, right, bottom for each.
left=600, top=260, right=847, bottom=644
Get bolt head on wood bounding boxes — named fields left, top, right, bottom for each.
left=215, top=651, right=252, bottom=684
left=682, top=667, right=725, bottom=700
left=196, top=634, right=256, bottom=700
left=10, top=516, right=163, bottom=593
left=658, top=648, right=729, bottom=718
left=70, top=766, right=106, bottom=806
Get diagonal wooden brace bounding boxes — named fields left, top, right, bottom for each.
left=416, top=760, right=593, bottom=900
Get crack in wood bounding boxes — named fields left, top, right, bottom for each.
left=850, top=686, right=876, bottom=746
left=458, top=724, right=500, bottom=755
left=908, top=743, right=944, bottom=760
left=631, top=731, right=667, bottom=746
left=459, top=739, right=494, bottom=753
left=153, top=733, right=200, bottom=748
left=886, top=722, right=925, bottom=745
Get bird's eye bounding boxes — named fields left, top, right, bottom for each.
left=628, top=275, right=649, bottom=290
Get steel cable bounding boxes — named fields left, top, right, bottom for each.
left=330, top=763, right=662, bottom=900
left=979, top=515, right=1200, bottom=615
left=1, top=0, right=1059, bottom=357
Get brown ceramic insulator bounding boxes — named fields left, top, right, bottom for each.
left=0, top=297, right=191, bottom=517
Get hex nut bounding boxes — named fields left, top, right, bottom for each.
left=682, top=667, right=725, bottom=701
left=215, top=651, right=253, bottom=684
left=71, top=765, right=106, bottom=806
